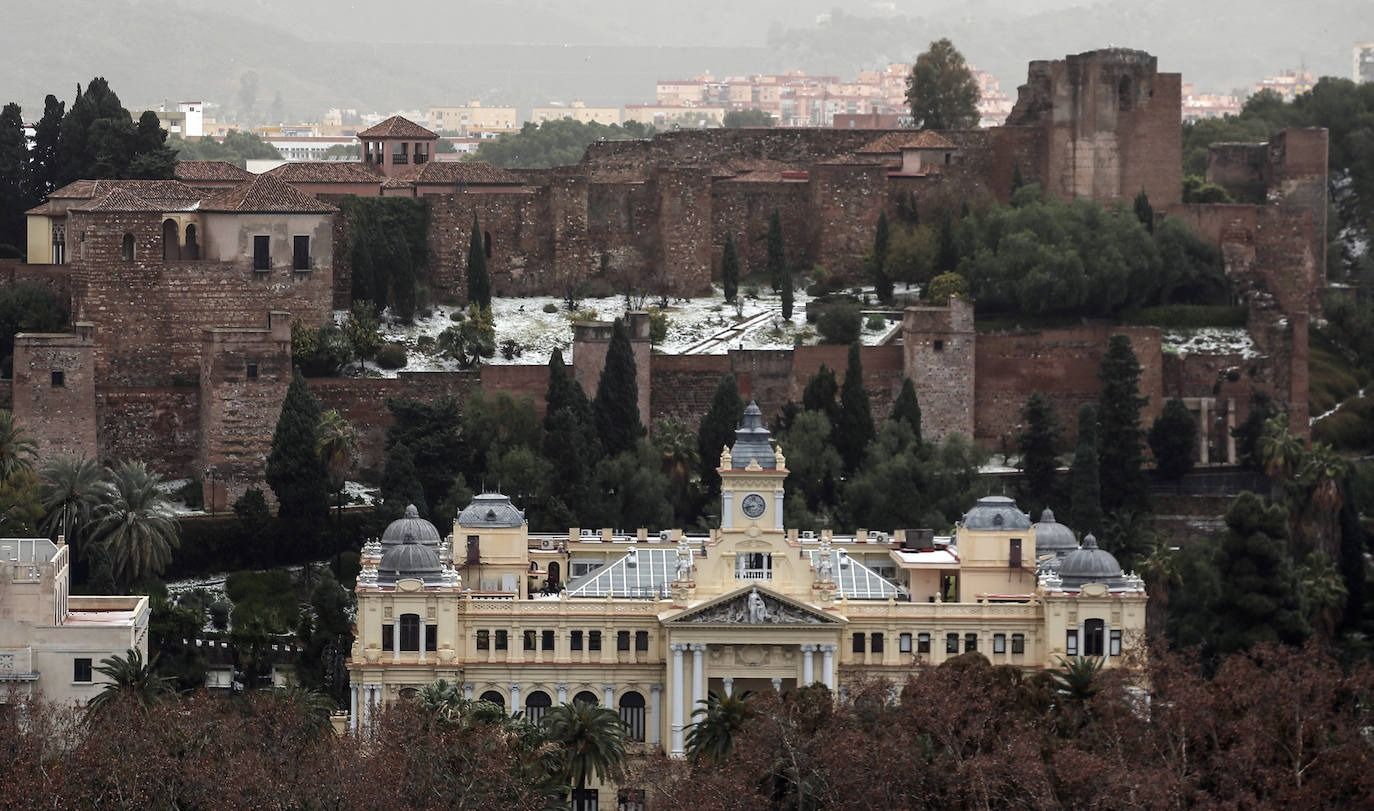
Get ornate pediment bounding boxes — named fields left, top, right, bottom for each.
left=669, top=586, right=839, bottom=625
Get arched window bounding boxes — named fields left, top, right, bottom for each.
left=120, top=233, right=134, bottom=262
left=399, top=686, right=419, bottom=700
left=618, top=690, right=645, bottom=742
left=547, top=560, right=561, bottom=589
left=525, top=689, right=552, bottom=726
left=399, top=613, right=421, bottom=651
left=1084, top=619, right=1106, bottom=657
left=184, top=223, right=199, bottom=260
left=1118, top=76, right=1133, bottom=111
left=479, top=690, right=505, bottom=708
left=162, top=219, right=181, bottom=260
left=573, top=690, right=599, bottom=707
left=483, top=230, right=492, bottom=259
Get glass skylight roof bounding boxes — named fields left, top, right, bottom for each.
left=808, top=550, right=905, bottom=600
left=565, top=547, right=677, bottom=598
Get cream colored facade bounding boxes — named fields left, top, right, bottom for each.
left=0, top=538, right=150, bottom=706
left=529, top=102, right=622, bottom=126
left=346, top=404, right=1147, bottom=785
left=427, top=103, right=520, bottom=136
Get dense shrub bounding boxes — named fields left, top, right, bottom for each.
left=1122, top=304, right=1247, bottom=329
left=0, top=282, right=69, bottom=376
left=816, top=302, right=862, bottom=344
left=375, top=343, right=409, bottom=370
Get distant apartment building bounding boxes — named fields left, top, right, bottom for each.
left=1254, top=69, right=1315, bottom=101
left=1357, top=43, right=1374, bottom=83
left=529, top=101, right=622, bottom=126
left=427, top=102, right=520, bottom=136
left=0, top=538, right=149, bottom=707
left=623, top=104, right=726, bottom=127
left=144, top=101, right=205, bottom=138
left=1181, top=83, right=1243, bottom=122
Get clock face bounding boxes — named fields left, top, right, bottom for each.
left=741, top=493, right=766, bottom=519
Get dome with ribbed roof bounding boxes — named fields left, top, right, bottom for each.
left=1033, top=508, right=1078, bottom=556
left=458, top=493, right=525, bottom=529
left=730, top=401, right=776, bottom=469
left=1058, top=534, right=1127, bottom=589
left=381, top=505, right=441, bottom=546
left=378, top=534, right=443, bottom=584
left=961, top=496, right=1032, bottom=530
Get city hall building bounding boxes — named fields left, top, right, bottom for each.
left=346, top=403, right=1146, bottom=778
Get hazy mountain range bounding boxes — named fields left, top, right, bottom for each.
left=1, top=0, right=1368, bottom=121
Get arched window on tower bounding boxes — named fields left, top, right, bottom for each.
left=162, top=219, right=181, bottom=260
left=184, top=223, right=199, bottom=260
left=120, top=233, right=134, bottom=262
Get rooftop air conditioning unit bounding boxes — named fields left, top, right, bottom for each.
left=801, top=531, right=816, bottom=540
left=540, top=538, right=553, bottom=551
left=659, top=530, right=670, bottom=541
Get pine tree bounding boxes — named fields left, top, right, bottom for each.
left=1098, top=335, right=1150, bottom=513
left=1213, top=492, right=1309, bottom=653
left=380, top=441, right=427, bottom=519
left=1017, top=392, right=1062, bottom=516
left=905, top=38, right=981, bottom=130
left=835, top=343, right=875, bottom=474
left=766, top=209, right=785, bottom=292
left=781, top=264, right=794, bottom=319
left=697, top=374, right=744, bottom=499
left=26, top=95, right=64, bottom=202
left=593, top=318, right=644, bottom=457
left=721, top=233, right=740, bottom=302
left=872, top=211, right=894, bottom=304
left=802, top=365, right=840, bottom=426
left=890, top=378, right=922, bottom=445
left=1148, top=398, right=1197, bottom=481
left=1070, top=403, right=1103, bottom=536
left=265, top=372, right=330, bottom=547
left=0, top=103, right=29, bottom=253
left=1133, top=189, right=1154, bottom=234
left=543, top=348, right=577, bottom=425
left=467, top=214, right=491, bottom=307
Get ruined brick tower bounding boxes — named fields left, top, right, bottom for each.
left=12, top=324, right=99, bottom=462
left=902, top=298, right=975, bottom=442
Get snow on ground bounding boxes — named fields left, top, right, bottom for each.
left=1161, top=328, right=1260, bottom=359
left=357, top=285, right=901, bottom=377
left=343, top=480, right=379, bottom=506
left=158, top=477, right=207, bottom=517
left=1312, top=387, right=1367, bottom=425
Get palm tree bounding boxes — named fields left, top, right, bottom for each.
left=1138, top=538, right=1179, bottom=637
left=271, top=686, right=338, bottom=735
left=0, top=409, right=36, bottom=482
left=1257, top=415, right=1303, bottom=492
left=316, top=409, right=357, bottom=520
left=38, top=456, right=110, bottom=545
left=1296, top=443, right=1348, bottom=557
left=685, top=691, right=755, bottom=763
left=87, top=461, right=180, bottom=589
left=418, top=677, right=467, bottom=728
left=1298, top=551, right=1348, bottom=638
left=1051, top=656, right=1103, bottom=703
left=653, top=417, right=699, bottom=485
left=84, top=648, right=172, bottom=718
left=542, top=700, right=627, bottom=810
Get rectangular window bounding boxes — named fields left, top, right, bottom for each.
left=899, top=633, right=913, bottom=654
left=1084, top=619, right=1105, bottom=657
left=73, top=657, right=92, bottom=683
left=399, top=615, right=420, bottom=652
left=252, top=235, right=270, bottom=270
left=542, top=629, right=555, bottom=651
left=292, top=235, right=310, bottom=270
left=245, top=363, right=258, bottom=381
left=465, top=535, right=480, bottom=565
left=852, top=632, right=865, bottom=654
left=1012, top=633, right=1026, bottom=654
left=1066, top=630, right=1079, bottom=657
left=1009, top=538, right=1022, bottom=569
left=945, top=633, right=959, bottom=654
left=617, top=630, right=631, bottom=651
left=617, top=788, right=646, bottom=811
left=476, top=630, right=490, bottom=650
left=572, top=788, right=599, bottom=811
left=918, top=633, right=931, bottom=654
left=425, top=625, right=437, bottom=652
left=588, top=630, right=602, bottom=651
left=382, top=624, right=394, bottom=652
left=635, top=630, right=649, bottom=651
left=495, top=630, right=508, bottom=651
left=51, top=370, right=65, bottom=388
left=571, top=630, right=584, bottom=651
left=1110, top=630, right=1122, bottom=656
left=964, top=633, right=978, bottom=653
left=870, top=633, right=884, bottom=654
left=993, top=633, right=1007, bottom=654
left=523, top=630, right=537, bottom=651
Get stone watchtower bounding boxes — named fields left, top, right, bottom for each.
left=902, top=297, right=975, bottom=442
left=571, top=312, right=653, bottom=429
left=358, top=115, right=438, bottom=178
left=12, top=324, right=99, bottom=462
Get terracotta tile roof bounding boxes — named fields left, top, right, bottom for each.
left=48, top=179, right=203, bottom=201
left=200, top=174, right=338, bottom=214
left=857, top=130, right=957, bottom=154
left=71, top=187, right=164, bottom=212
left=357, top=115, right=437, bottom=139
left=174, top=161, right=254, bottom=182
left=389, top=161, right=522, bottom=187
left=265, top=161, right=382, bottom=184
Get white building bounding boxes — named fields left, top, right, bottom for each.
left=1357, top=43, right=1374, bottom=84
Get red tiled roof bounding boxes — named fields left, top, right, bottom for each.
left=265, top=161, right=382, bottom=184
left=857, top=130, right=957, bottom=154
left=200, top=174, right=338, bottom=214
left=357, top=115, right=437, bottom=139
left=71, top=187, right=163, bottom=212
left=388, top=160, right=521, bottom=187
left=48, top=179, right=203, bottom=201
left=174, top=161, right=254, bottom=182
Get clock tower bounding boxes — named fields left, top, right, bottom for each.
left=718, top=401, right=789, bottom=531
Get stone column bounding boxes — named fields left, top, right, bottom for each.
left=821, top=644, right=836, bottom=690
left=801, top=643, right=815, bottom=685
left=510, top=683, right=521, bottom=715
left=349, top=684, right=358, bottom=732
left=649, top=683, right=662, bottom=747
left=603, top=683, right=616, bottom=707
left=391, top=626, right=400, bottom=663
left=556, top=682, right=568, bottom=704
left=670, top=643, right=686, bottom=756
left=722, top=676, right=734, bottom=697
left=690, top=643, right=707, bottom=714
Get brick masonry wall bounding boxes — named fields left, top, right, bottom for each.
left=12, top=329, right=98, bottom=462
left=96, top=386, right=201, bottom=474
left=903, top=301, right=976, bottom=442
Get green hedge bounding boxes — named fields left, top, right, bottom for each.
left=1120, top=305, right=1248, bottom=329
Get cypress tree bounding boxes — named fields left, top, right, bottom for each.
left=265, top=372, right=330, bottom=546
left=1017, top=392, right=1062, bottom=516
left=722, top=233, right=740, bottom=302
left=380, top=441, right=428, bottom=519
left=1148, top=398, right=1198, bottom=481
left=1098, top=335, right=1149, bottom=513
left=835, top=343, right=875, bottom=474
left=872, top=211, right=894, bottom=304
left=27, top=95, right=64, bottom=201
left=1337, top=481, right=1368, bottom=633
left=1213, top=493, right=1309, bottom=653
left=781, top=264, right=794, bottom=319
left=890, top=377, right=922, bottom=445
left=697, top=374, right=745, bottom=498
left=1133, top=189, right=1154, bottom=233
left=467, top=214, right=491, bottom=307
left=0, top=103, right=29, bottom=253
left=766, top=208, right=785, bottom=292
left=936, top=213, right=959, bottom=274
left=127, top=110, right=177, bottom=179
left=802, top=365, right=840, bottom=426
left=543, top=348, right=577, bottom=425
left=593, top=318, right=644, bottom=457
left=1069, top=403, right=1103, bottom=536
